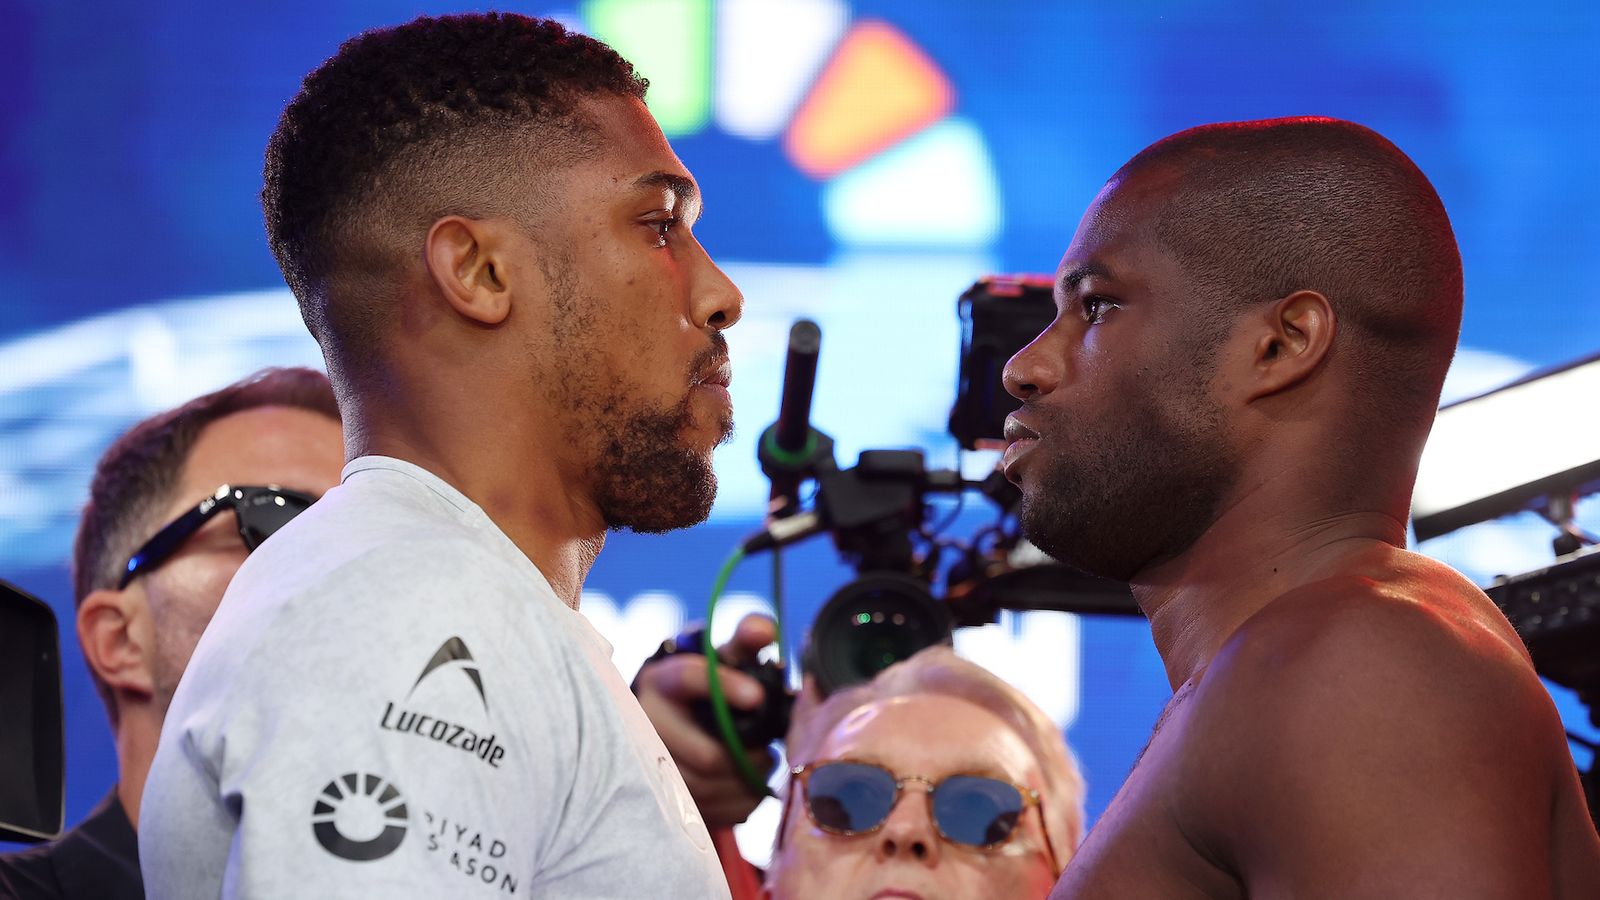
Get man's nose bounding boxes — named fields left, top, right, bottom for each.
left=1002, top=327, right=1061, bottom=401
left=688, top=237, right=744, bottom=332
left=873, top=786, right=940, bottom=866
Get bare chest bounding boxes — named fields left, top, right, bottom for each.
left=1051, top=686, right=1241, bottom=900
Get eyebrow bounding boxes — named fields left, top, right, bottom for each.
left=633, top=171, right=702, bottom=224
left=1057, top=261, right=1114, bottom=293
left=832, top=754, right=1016, bottom=784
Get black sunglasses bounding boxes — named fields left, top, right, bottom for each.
left=119, top=485, right=316, bottom=589
left=792, top=760, right=1055, bottom=865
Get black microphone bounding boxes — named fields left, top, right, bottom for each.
left=774, top=320, right=821, bottom=457
left=760, top=320, right=824, bottom=513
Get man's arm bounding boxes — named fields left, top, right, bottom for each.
left=141, top=548, right=577, bottom=897
left=1184, top=593, right=1566, bottom=899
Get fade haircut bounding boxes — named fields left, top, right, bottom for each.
left=1114, top=117, right=1463, bottom=437
left=782, top=647, right=1085, bottom=873
left=72, top=367, right=340, bottom=725
left=262, top=13, right=648, bottom=377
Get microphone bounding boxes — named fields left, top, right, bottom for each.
left=759, top=320, right=826, bottom=514
left=773, top=319, right=821, bottom=458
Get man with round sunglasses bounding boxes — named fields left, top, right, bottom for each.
left=764, top=646, right=1083, bottom=900
left=0, top=367, right=342, bottom=899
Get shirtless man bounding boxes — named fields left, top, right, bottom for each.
left=1000, top=117, right=1600, bottom=898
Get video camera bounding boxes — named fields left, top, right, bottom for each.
left=0, top=580, right=65, bottom=844
left=665, top=276, right=1138, bottom=753
left=1411, top=350, right=1600, bottom=827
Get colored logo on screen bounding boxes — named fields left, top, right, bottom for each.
left=581, top=0, right=1001, bottom=247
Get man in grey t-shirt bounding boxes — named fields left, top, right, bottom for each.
left=140, top=13, right=743, bottom=898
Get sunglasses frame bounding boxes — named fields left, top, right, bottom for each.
left=790, top=758, right=1055, bottom=866
left=119, top=484, right=316, bottom=589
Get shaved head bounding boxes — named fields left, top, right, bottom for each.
left=1004, top=117, right=1464, bottom=580
left=1113, top=117, right=1463, bottom=429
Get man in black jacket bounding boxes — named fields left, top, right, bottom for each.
left=0, top=368, right=343, bottom=899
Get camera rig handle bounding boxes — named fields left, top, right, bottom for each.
left=816, top=449, right=961, bottom=573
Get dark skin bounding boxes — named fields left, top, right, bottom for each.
left=344, top=94, right=743, bottom=608
left=1002, top=167, right=1600, bottom=898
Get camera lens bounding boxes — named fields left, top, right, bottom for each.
left=805, top=573, right=952, bottom=696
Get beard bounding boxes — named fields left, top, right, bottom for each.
left=1018, top=373, right=1238, bottom=583
left=539, top=252, right=733, bottom=533
left=588, top=356, right=733, bottom=534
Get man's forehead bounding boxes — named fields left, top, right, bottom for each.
left=172, top=407, right=342, bottom=508
left=573, top=94, right=697, bottom=190
left=1075, top=177, right=1158, bottom=242
left=1056, top=176, right=1181, bottom=290
left=819, top=695, right=1038, bottom=781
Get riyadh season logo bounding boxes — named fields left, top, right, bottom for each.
left=380, top=637, right=506, bottom=768
left=310, top=774, right=521, bottom=892
left=311, top=772, right=408, bottom=862
left=423, top=810, right=519, bottom=894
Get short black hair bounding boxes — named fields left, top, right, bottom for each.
left=73, top=367, right=339, bottom=725
left=1115, top=117, right=1463, bottom=431
left=262, top=13, right=648, bottom=370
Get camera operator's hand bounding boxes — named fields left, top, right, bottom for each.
left=635, top=614, right=778, bottom=828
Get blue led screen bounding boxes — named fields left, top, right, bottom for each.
left=1, top=0, right=1596, bottom=860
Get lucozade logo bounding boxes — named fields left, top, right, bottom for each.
left=379, top=637, right=507, bottom=769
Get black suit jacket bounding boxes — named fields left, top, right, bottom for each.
left=0, top=789, right=143, bottom=900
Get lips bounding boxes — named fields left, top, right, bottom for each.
left=693, top=359, right=733, bottom=389
left=690, top=359, right=734, bottom=419
left=1001, top=414, right=1041, bottom=483
left=1002, top=415, right=1039, bottom=444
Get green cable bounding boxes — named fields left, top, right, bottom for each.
left=771, top=544, right=786, bottom=667
left=702, top=546, right=776, bottom=797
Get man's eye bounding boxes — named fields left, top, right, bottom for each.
left=1081, top=296, right=1119, bottom=324
left=650, top=217, right=680, bottom=247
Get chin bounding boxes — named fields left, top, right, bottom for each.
left=605, top=474, right=717, bottom=534
left=1019, top=505, right=1132, bottom=581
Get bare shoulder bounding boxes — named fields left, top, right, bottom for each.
left=1174, top=549, right=1587, bottom=897
left=1203, top=548, right=1540, bottom=719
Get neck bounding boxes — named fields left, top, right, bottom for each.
left=113, top=708, right=163, bottom=828
left=1130, top=465, right=1408, bottom=690
left=343, top=388, right=604, bottom=610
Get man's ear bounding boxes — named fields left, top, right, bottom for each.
left=424, top=216, right=515, bottom=327
left=77, top=588, right=155, bottom=701
left=1243, top=289, right=1336, bottom=402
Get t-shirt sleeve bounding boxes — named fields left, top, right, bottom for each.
left=140, top=543, right=580, bottom=898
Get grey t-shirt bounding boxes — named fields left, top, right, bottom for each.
left=140, top=456, right=728, bottom=899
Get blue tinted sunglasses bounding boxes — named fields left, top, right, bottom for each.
left=792, top=759, right=1055, bottom=866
